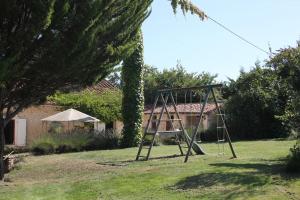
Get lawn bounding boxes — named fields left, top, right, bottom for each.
left=0, top=140, right=299, bottom=200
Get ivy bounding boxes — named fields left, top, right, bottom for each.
left=121, top=31, right=145, bottom=147
left=49, top=90, right=122, bottom=124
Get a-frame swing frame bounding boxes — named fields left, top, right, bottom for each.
left=136, top=84, right=237, bottom=162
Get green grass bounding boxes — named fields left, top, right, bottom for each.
left=1, top=140, right=299, bottom=200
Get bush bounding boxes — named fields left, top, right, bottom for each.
left=4, top=146, right=29, bottom=154
left=286, top=140, right=300, bottom=173
left=86, top=129, right=120, bottom=150
left=142, top=135, right=160, bottom=146
left=160, top=137, right=178, bottom=145
left=31, top=142, right=55, bottom=155
left=31, top=130, right=121, bottom=155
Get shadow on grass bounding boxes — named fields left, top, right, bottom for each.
left=209, top=161, right=300, bottom=180
left=175, top=172, right=269, bottom=189
left=96, top=154, right=183, bottom=166
left=172, top=171, right=268, bottom=199
left=172, top=158, right=299, bottom=199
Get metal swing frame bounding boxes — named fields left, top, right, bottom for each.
left=136, top=84, right=237, bottom=162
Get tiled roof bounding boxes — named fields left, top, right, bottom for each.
left=144, top=103, right=221, bottom=114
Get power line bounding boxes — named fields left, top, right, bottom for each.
left=207, top=15, right=271, bottom=55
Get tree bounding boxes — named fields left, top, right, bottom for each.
left=49, top=90, right=122, bottom=124
left=144, top=63, right=217, bottom=104
left=121, top=31, right=145, bottom=147
left=267, top=42, right=300, bottom=135
left=266, top=42, right=300, bottom=172
left=119, top=1, right=207, bottom=147
left=0, top=0, right=152, bottom=180
left=225, top=64, right=288, bottom=139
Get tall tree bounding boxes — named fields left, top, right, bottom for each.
left=267, top=42, right=300, bottom=135
left=120, top=0, right=206, bottom=147
left=121, top=31, right=145, bottom=147
left=144, top=63, right=217, bottom=104
left=0, top=0, right=152, bottom=180
left=225, top=64, right=288, bottom=139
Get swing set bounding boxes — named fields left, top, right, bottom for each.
left=136, top=84, right=237, bottom=162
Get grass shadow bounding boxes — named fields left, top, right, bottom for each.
left=209, top=161, right=300, bottom=180
left=172, top=171, right=268, bottom=199
left=172, top=158, right=299, bottom=199
left=96, top=154, right=183, bottom=166
left=175, top=172, right=269, bottom=189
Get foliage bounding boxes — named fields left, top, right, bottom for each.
left=265, top=42, right=300, bottom=172
left=4, top=146, right=29, bottom=154
left=225, top=65, right=288, bottom=139
left=49, top=90, right=122, bottom=123
left=286, top=141, right=300, bottom=173
left=267, top=42, right=300, bottom=135
left=144, top=62, right=218, bottom=104
left=0, top=0, right=152, bottom=179
left=121, top=31, right=145, bottom=147
left=31, top=142, right=55, bottom=155
left=170, top=0, right=207, bottom=20
left=31, top=130, right=120, bottom=155
left=86, top=129, right=120, bottom=150
left=160, top=137, right=178, bottom=145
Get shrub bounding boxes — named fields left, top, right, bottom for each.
left=31, top=129, right=121, bottom=155
left=142, top=135, right=160, bottom=146
left=86, top=129, right=120, bottom=150
left=4, top=146, right=29, bottom=154
left=160, top=137, right=178, bottom=145
left=286, top=140, right=300, bottom=173
left=31, top=142, right=55, bottom=155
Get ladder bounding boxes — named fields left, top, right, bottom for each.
left=216, top=113, right=226, bottom=155
left=136, top=93, right=191, bottom=161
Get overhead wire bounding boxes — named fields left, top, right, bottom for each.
left=206, top=15, right=271, bottom=55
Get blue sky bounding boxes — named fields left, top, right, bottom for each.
left=142, top=0, right=300, bottom=81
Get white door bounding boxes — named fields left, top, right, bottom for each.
left=14, top=119, right=27, bottom=146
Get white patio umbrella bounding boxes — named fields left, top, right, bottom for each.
left=41, top=108, right=100, bottom=133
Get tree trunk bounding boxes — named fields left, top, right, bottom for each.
left=0, top=120, right=5, bottom=180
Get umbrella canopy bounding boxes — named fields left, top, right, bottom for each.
left=41, top=108, right=100, bottom=122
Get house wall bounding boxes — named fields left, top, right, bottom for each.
left=15, top=105, right=120, bottom=146
left=16, top=105, right=63, bottom=145
left=143, top=112, right=217, bottom=133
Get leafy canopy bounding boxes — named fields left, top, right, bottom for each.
left=144, top=62, right=217, bottom=104
left=0, top=0, right=152, bottom=123
left=225, top=63, right=288, bottom=139
left=267, top=42, right=300, bottom=136
left=49, top=90, right=122, bottom=124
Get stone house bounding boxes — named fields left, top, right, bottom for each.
left=143, top=103, right=220, bottom=133
left=4, top=80, right=123, bottom=146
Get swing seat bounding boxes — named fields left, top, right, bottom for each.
left=147, top=130, right=182, bottom=136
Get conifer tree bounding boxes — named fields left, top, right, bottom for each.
left=0, top=0, right=152, bottom=180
